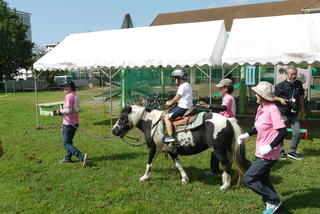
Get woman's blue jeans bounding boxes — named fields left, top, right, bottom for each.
left=62, top=124, right=83, bottom=161
left=243, top=156, right=281, bottom=205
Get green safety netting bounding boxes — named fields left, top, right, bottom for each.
left=95, top=67, right=227, bottom=109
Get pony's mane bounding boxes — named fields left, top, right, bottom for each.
left=145, top=107, right=153, bottom=113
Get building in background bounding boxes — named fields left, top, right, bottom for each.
left=10, top=9, right=32, bottom=41
left=150, top=0, right=320, bottom=113
left=6, top=8, right=32, bottom=81
left=150, top=0, right=320, bottom=31
left=45, top=43, right=59, bottom=52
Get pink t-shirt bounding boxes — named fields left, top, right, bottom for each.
left=254, top=103, right=285, bottom=160
left=220, top=93, right=236, bottom=118
left=63, top=92, right=79, bottom=125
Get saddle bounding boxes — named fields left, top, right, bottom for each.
left=170, top=107, right=205, bottom=133
left=161, top=107, right=205, bottom=159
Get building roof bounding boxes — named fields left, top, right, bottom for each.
left=9, top=8, right=32, bottom=15
left=303, top=0, right=320, bottom=9
left=150, top=0, right=320, bottom=31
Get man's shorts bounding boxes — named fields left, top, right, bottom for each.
left=168, top=106, right=188, bottom=119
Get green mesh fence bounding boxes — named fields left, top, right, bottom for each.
left=94, top=67, right=247, bottom=109
left=93, top=66, right=320, bottom=115
left=117, top=67, right=225, bottom=109
left=121, top=68, right=174, bottom=109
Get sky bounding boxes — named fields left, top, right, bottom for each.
left=5, top=0, right=282, bottom=46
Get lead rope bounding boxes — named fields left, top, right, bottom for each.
left=59, top=114, right=145, bottom=146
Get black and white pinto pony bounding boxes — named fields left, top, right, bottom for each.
left=112, top=105, right=250, bottom=190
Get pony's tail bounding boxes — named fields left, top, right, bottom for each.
left=228, top=118, right=251, bottom=185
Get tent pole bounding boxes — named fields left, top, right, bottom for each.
left=209, top=67, right=212, bottom=108
left=99, top=68, right=114, bottom=133
left=159, top=67, right=165, bottom=108
left=308, top=65, right=311, bottom=101
left=196, top=65, right=209, bottom=78
left=34, top=77, right=39, bottom=128
left=223, top=65, right=239, bottom=78
left=239, top=66, right=246, bottom=114
left=110, top=68, right=113, bottom=131
left=222, top=66, right=225, bottom=78
left=34, top=70, right=43, bottom=129
left=160, top=67, right=165, bottom=94
left=120, top=69, right=126, bottom=108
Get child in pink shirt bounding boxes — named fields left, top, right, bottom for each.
left=238, top=81, right=287, bottom=214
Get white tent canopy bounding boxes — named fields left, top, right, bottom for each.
left=222, top=13, right=320, bottom=66
left=34, top=20, right=227, bottom=71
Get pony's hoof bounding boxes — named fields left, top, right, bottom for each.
left=139, top=176, right=148, bottom=182
left=219, top=185, right=229, bottom=191
left=181, top=178, right=189, bottom=184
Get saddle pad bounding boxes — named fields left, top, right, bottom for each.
left=175, top=112, right=206, bottom=133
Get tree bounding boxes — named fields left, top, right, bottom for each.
left=0, top=0, right=34, bottom=82
left=32, top=43, right=46, bottom=61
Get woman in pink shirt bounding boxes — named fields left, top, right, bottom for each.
left=55, top=81, right=87, bottom=167
left=198, top=78, right=236, bottom=176
left=199, top=78, right=236, bottom=118
left=238, top=81, right=287, bottom=214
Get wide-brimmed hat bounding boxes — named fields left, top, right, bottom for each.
left=216, top=78, right=233, bottom=88
left=252, top=81, right=275, bottom=101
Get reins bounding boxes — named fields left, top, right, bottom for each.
left=121, top=136, right=146, bottom=147
left=60, top=115, right=145, bottom=146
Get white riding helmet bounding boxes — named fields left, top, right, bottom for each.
left=171, top=68, right=188, bottom=80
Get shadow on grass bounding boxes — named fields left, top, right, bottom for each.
left=151, top=166, right=222, bottom=186
left=283, top=188, right=320, bottom=213
left=273, top=159, right=292, bottom=171
left=152, top=166, right=241, bottom=186
left=93, top=118, right=119, bottom=126
left=185, top=166, right=224, bottom=186
left=88, top=152, right=142, bottom=163
left=301, top=148, right=320, bottom=158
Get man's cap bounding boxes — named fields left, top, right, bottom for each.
left=216, top=78, right=233, bottom=88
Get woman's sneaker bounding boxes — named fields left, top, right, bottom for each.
left=81, top=153, right=87, bottom=167
left=263, top=201, right=282, bottom=214
left=287, top=152, right=302, bottom=160
left=59, top=159, right=72, bottom=164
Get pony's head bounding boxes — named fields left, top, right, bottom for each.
left=112, top=105, right=146, bottom=137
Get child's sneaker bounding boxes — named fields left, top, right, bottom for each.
left=164, top=135, right=175, bottom=143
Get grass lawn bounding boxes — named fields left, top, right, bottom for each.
left=0, top=88, right=320, bottom=214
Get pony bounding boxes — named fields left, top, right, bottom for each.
left=112, top=105, right=250, bottom=190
